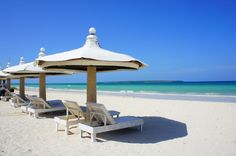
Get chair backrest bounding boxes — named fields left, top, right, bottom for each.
left=12, top=93, right=26, bottom=103
left=27, top=96, right=51, bottom=109
left=62, top=100, right=84, bottom=118
left=4, top=89, right=12, bottom=97
left=87, top=103, right=116, bottom=125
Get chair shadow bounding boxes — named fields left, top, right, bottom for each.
left=97, top=116, right=188, bottom=144
left=37, top=110, right=66, bottom=119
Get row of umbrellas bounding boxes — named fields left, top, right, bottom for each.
left=1, top=48, right=71, bottom=100
left=0, top=27, right=147, bottom=103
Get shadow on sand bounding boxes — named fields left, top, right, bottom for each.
left=97, top=116, right=188, bottom=143
left=36, top=110, right=66, bottom=119
left=38, top=113, right=188, bottom=144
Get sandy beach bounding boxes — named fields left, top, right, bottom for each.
left=0, top=89, right=236, bottom=156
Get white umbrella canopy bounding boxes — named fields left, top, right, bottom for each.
left=0, top=63, right=18, bottom=79
left=4, top=61, right=44, bottom=74
left=37, top=27, right=147, bottom=103
left=0, top=71, right=18, bottom=79
left=37, top=27, right=147, bottom=72
left=0, top=70, right=10, bottom=79
left=4, top=61, right=70, bottom=77
left=4, top=50, right=72, bottom=76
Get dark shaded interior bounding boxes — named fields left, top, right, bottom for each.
left=45, top=65, right=137, bottom=72
left=10, top=73, right=66, bottom=78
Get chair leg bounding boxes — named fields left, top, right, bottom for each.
left=56, top=122, right=59, bottom=131
left=91, top=133, right=97, bottom=142
left=81, top=130, right=83, bottom=138
left=34, top=113, right=38, bottom=118
left=65, top=123, right=69, bottom=135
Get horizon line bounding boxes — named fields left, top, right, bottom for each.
left=10, top=80, right=236, bottom=84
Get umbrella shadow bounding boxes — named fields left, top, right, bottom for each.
left=97, top=116, right=188, bottom=143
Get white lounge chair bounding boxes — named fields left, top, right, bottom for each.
left=55, top=100, right=86, bottom=135
left=21, top=95, right=38, bottom=113
left=21, top=95, right=37, bottom=113
left=9, top=93, right=29, bottom=108
left=55, top=100, right=120, bottom=135
left=79, top=103, right=143, bottom=142
left=26, top=96, right=66, bottom=118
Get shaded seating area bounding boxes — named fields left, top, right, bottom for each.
left=1, top=27, right=149, bottom=144
left=79, top=103, right=143, bottom=142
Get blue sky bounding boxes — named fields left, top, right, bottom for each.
left=0, top=0, right=236, bottom=83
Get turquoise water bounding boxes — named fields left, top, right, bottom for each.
left=12, top=81, right=236, bottom=96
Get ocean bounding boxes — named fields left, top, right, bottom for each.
left=12, top=81, right=236, bottom=96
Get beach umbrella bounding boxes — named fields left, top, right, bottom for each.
left=0, top=70, right=10, bottom=90
left=0, top=70, right=10, bottom=95
left=0, top=63, right=16, bottom=91
left=0, top=62, right=11, bottom=79
left=4, top=48, right=72, bottom=100
left=5, top=58, right=44, bottom=98
left=37, top=27, right=147, bottom=103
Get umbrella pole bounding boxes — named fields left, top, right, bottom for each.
left=6, top=78, right=11, bottom=97
left=87, top=66, right=97, bottom=103
left=86, top=66, right=97, bottom=122
left=6, top=78, right=11, bottom=91
left=19, top=77, right=25, bottom=98
left=39, top=73, right=46, bottom=101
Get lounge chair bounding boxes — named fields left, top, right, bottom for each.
left=55, top=100, right=86, bottom=135
left=21, top=95, right=37, bottom=113
left=55, top=100, right=120, bottom=135
left=21, top=95, right=39, bottom=113
left=78, top=103, right=143, bottom=142
left=26, top=96, right=66, bottom=118
left=9, top=93, right=29, bottom=108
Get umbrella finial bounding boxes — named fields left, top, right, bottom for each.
left=89, top=27, right=96, bottom=35
left=85, top=27, right=99, bottom=47
left=6, top=62, right=10, bottom=68
left=38, top=47, right=46, bottom=58
left=19, top=57, right=25, bottom=65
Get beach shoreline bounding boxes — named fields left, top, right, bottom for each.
left=23, top=87, right=236, bottom=103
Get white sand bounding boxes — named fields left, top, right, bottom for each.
left=0, top=89, right=236, bottom=156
